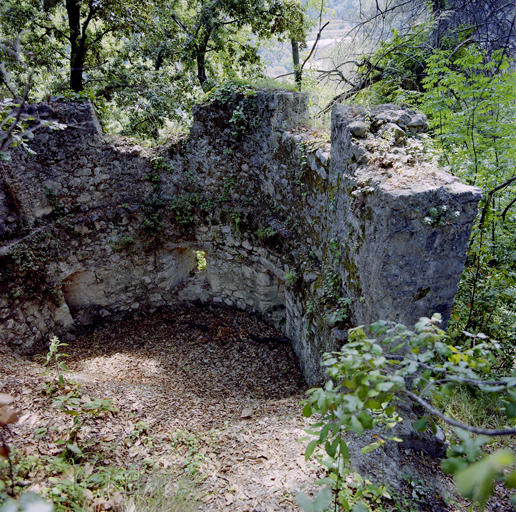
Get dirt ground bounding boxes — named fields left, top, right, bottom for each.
left=1, top=305, right=514, bottom=511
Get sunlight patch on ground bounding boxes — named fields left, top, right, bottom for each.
left=70, top=353, right=164, bottom=384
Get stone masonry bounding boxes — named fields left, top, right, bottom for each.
left=0, top=92, right=481, bottom=384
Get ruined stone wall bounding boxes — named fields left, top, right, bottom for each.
left=0, top=93, right=481, bottom=384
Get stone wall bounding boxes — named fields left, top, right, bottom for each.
left=0, top=92, right=481, bottom=384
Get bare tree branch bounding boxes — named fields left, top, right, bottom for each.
left=300, top=21, right=330, bottom=73
left=502, top=194, right=516, bottom=222
left=478, top=176, right=516, bottom=229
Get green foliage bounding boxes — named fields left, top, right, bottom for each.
left=0, top=97, right=65, bottom=161
left=295, top=142, right=310, bottom=185
left=222, top=177, right=236, bottom=199
left=296, top=487, right=332, bottom=512
left=301, top=314, right=516, bottom=511
left=387, top=474, right=440, bottom=512
left=123, top=474, right=198, bottom=512
left=422, top=47, right=516, bottom=189
left=441, top=386, right=510, bottom=439
left=168, top=431, right=208, bottom=475
left=141, top=196, right=167, bottom=240
left=104, top=62, right=199, bottom=138
left=0, top=338, right=137, bottom=512
left=111, top=233, right=137, bottom=253
left=318, top=268, right=353, bottom=328
left=449, top=243, right=516, bottom=372
left=422, top=205, right=460, bottom=227
left=0, top=0, right=307, bottom=138
left=145, top=158, right=168, bottom=191
left=43, top=336, right=71, bottom=390
left=40, top=337, right=117, bottom=465
left=285, top=269, right=298, bottom=285
left=229, top=102, right=259, bottom=136
left=6, top=231, right=60, bottom=305
left=360, top=31, right=516, bottom=370
left=328, top=236, right=342, bottom=263
left=328, top=297, right=353, bottom=325
left=322, top=269, right=341, bottom=302
left=196, top=250, right=207, bottom=270
left=354, top=24, right=434, bottom=105
left=0, top=99, right=35, bottom=161
left=146, top=172, right=161, bottom=191
left=44, top=188, right=65, bottom=220
left=203, top=76, right=296, bottom=106
left=203, top=79, right=258, bottom=105
left=169, top=194, right=200, bottom=229
left=419, top=45, right=516, bottom=359
left=257, top=226, right=277, bottom=240
left=1, top=445, right=141, bottom=512
left=230, top=211, right=242, bottom=231
left=151, top=157, right=172, bottom=173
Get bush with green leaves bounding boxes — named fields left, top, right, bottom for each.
left=300, top=314, right=516, bottom=511
left=42, top=336, right=71, bottom=390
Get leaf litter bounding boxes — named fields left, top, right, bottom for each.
left=1, top=305, right=322, bottom=511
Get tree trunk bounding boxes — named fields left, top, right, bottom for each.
left=430, top=0, right=446, bottom=11
left=66, top=0, right=85, bottom=92
left=291, top=39, right=302, bottom=90
left=195, top=30, right=212, bottom=90
left=155, top=45, right=165, bottom=71
left=197, top=51, right=207, bottom=88
left=430, top=0, right=448, bottom=49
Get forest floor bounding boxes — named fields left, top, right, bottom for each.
left=1, top=305, right=514, bottom=511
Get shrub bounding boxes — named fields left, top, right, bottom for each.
left=300, top=314, right=516, bottom=511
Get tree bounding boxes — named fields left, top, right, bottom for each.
left=0, top=0, right=156, bottom=93
left=289, top=0, right=329, bottom=90
left=0, top=0, right=309, bottom=138
left=158, top=0, right=306, bottom=90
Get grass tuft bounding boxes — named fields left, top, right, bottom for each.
left=124, top=474, right=199, bottom=512
left=440, top=386, right=514, bottom=450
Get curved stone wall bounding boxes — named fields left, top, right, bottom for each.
left=0, top=92, right=481, bottom=384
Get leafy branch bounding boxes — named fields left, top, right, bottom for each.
left=300, top=314, right=516, bottom=511
left=0, top=36, right=66, bottom=162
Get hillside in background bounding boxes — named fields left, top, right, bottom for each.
left=263, top=0, right=371, bottom=81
